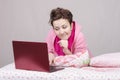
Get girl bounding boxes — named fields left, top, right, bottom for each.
left=46, top=7, right=91, bottom=67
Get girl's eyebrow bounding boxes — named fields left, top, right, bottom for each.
left=54, top=26, right=59, bottom=28
left=53, top=26, right=60, bottom=30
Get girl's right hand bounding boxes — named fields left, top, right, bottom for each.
left=48, top=53, right=55, bottom=65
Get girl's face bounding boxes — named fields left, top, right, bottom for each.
left=53, top=18, right=72, bottom=40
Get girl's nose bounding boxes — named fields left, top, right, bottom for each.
left=59, top=29, right=64, bottom=34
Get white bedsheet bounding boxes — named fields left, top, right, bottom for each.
left=0, top=63, right=120, bottom=80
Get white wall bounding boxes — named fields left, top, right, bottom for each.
left=0, top=0, right=120, bottom=67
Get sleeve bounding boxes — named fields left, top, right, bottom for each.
left=54, top=50, right=90, bottom=68
left=46, top=30, right=54, bottom=54
left=73, top=32, right=87, bottom=54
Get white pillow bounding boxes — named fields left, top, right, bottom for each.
left=90, top=52, right=120, bottom=67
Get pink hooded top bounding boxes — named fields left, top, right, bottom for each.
left=46, top=21, right=88, bottom=56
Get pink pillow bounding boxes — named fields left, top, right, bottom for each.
left=90, top=52, right=120, bottom=67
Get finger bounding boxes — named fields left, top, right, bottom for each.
left=57, top=40, right=61, bottom=44
left=49, top=60, right=52, bottom=65
left=57, top=41, right=62, bottom=46
left=59, top=43, right=63, bottom=47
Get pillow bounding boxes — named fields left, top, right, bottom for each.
left=90, top=52, right=120, bottom=68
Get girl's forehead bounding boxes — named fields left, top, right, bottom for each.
left=53, top=19, right=69, bottom=26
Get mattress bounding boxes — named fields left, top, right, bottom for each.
left=0, top=63, right=120, bottom=80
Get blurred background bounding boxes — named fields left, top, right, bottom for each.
left=0, top=0, right=120, bottom=67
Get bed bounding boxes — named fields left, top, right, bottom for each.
left=1, top=52, right=120, bottom=80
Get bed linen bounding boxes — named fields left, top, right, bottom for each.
left=0, top=63, right=120, bottom=80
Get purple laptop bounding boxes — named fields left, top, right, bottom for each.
left=12, top=40, right=50, bottom=72
left=12, top=40, right=64, bottom=72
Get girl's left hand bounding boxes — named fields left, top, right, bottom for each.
left=58, top=40, right=72, bottom=55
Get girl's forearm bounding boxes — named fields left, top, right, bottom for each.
left=63, top=48, right=72, bottom=55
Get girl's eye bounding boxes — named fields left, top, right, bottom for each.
left=54, top=27, right=59, bottom=31
left=63, top=25, right=67, bottom=29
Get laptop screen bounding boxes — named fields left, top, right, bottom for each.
left=12, top=40, right=50, bottom=72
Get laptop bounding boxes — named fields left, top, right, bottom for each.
left=12, top=40, right=64, bottom=72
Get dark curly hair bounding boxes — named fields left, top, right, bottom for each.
left=49, top=7, right=73, bottom=26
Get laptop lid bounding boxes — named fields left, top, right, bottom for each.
left=12, top=40, right=50, bottom=72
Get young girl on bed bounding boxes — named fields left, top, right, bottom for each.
left=46, top=7, right=91, bottom=68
